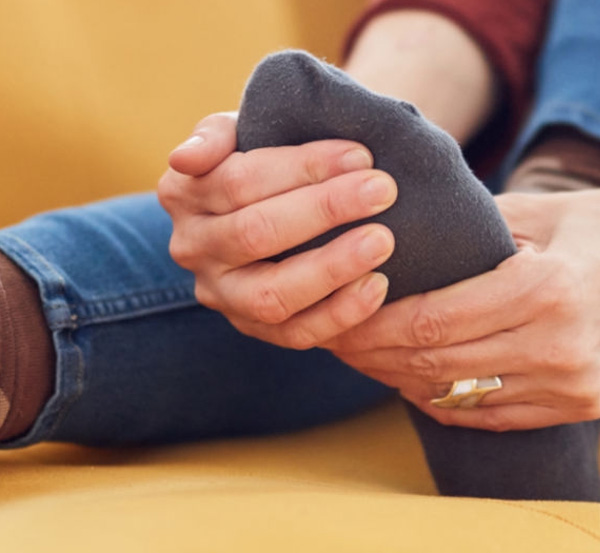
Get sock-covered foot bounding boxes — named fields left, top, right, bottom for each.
left=237, top=50, right=516, bottom=303
left=407, top=404, right=600, bottom=501
left=237, top=51, right=600, bottom=501
left=0, top=252, right=54, bottom=442
left=409, top=125, right=600, bottom=502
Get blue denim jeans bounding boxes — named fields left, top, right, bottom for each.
left=0, top=195, right=392, bottom=448
left=1, top=0, right=599, bottom=450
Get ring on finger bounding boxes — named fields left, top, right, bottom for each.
left=430, top=377, right=503, bottom=409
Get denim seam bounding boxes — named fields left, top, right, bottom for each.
left=71, top=288, right=199, bottom=326
left=43, top=330, right=86, bottom=443
left=0, top=233, right=198, bottom=328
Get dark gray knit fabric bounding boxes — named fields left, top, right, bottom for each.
left=236, top=50, right=600, bottom=502
left=237, top=50, right=517, bottom=303
left=407, top=404, right=600, bottom=501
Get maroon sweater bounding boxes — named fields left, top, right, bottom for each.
left=344, top=0, right=552, bottom=176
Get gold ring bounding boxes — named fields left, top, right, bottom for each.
left=430, top=377, right=502, bottom=409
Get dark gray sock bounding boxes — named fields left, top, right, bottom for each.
left=406, top=404, right=600, bottom=501
left=237, top=50, right=600, bottom=502
left=237, top=50, right=516, bottom=303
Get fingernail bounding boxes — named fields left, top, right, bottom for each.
left=361, top=176, right=396, bottom=208
left=358, top=229, right=393, bottom=262
left=360, top=272, right=389, bottom=302
left=341, top=149, right=373, bottom=172
left=174, top=135, right=205, bottom=151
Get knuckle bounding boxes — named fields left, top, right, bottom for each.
left=328, top=301, right=359, bottom=332
left=538, top=336, right=592, bottom=374
left=302, top=146, right=330, bottom=184
left=220, top=154, right=252, bottom=210
left=410, top=298, right=446, bottom=347
left=249, top=283, right=290, bottom=324
left=317, top=187, right=345, bottom=226
left=409, top=350, right=444, bottom=382
left=235, top=208, right=276, bottom=260
left=536, top=257, right=580, bottom=315
left=322, top=257, right=349, bottom=289
left=537, top=341, right=571, bottom=372
left=157, top=173, right=179, bottom=212
left=168, top=235, right=195, bottom=268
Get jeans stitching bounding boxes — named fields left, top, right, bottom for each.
left=44, top=329, right=86, bottom=442
left=0, top=233, right=197, bottom=326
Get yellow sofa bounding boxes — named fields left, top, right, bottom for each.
left=0, top=2, right=598, bottom=550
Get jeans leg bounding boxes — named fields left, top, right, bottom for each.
left=0, top=193, right=392, bottom=448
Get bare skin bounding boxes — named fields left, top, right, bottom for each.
left=159, top=11, right=600, bottom=431
left=327, top=191, right=600, bottom=430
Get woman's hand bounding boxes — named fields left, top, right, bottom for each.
left=324, top=191, right=600, bottom=431
left=158, top=112, right=397, bottom=349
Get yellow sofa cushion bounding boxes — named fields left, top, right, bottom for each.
left=0, top=0, right=363, bottom=226
left=1, top=401, right=599, bottom=551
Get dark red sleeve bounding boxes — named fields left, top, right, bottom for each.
left=343, top=0, right=552, bottom=177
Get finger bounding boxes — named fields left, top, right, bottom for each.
left=326, top=248, right=550, bottom=352
left=227, top=272, right=389, bottom=350
left=212, top=225, right=394, bottom=324
left=198, top=169, right=397, bottom=267
left=168, top=112, right=239, bottom=176
left=330, top=331, right=533, bottom=383
left=199, top=140, right=374, bottom=214
left=161, top=140, right=374, bottom=217
left=408, top=399, right=565, bottom=431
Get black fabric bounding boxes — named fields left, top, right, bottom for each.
left=236, top=50, right=600, bottom=501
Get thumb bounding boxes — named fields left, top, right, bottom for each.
left=169, top=112, right=238, bottom=176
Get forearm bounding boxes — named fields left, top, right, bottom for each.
left=344, top=10, right=498, bottom=145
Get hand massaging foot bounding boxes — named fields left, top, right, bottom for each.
left=237, top=50, right=600, bottom=501
left=237, top=51, right=516, bottom=302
